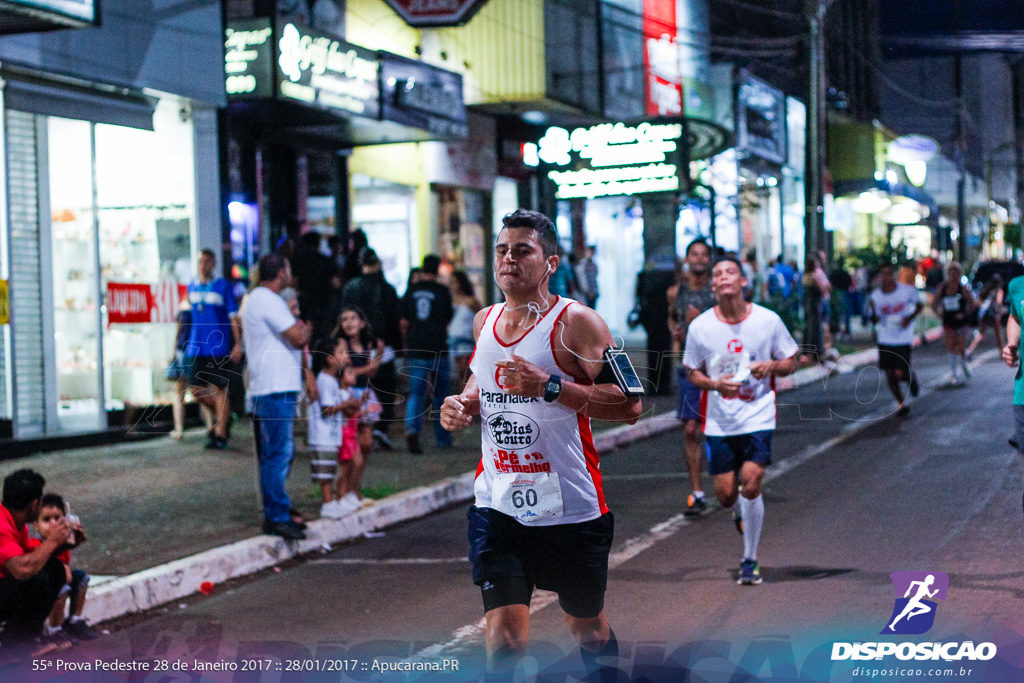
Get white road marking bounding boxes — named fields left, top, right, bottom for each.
left=309, top=557, right=468, bottom=565
left=410, top=351, right=998, bottom=661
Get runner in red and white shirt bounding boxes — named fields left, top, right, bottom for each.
left=868, top=263, right=922, bottom=416
left=440, top=209, right=641, bottom=677
left=683, top=255, right=799, bottom=586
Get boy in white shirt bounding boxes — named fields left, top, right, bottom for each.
left=868, top=264, right=922, bottom=416
left=683, top=256, right=799, bottom=586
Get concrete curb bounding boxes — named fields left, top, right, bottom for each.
left=84, top=326, right=944, bottom=625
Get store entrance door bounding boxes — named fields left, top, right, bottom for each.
left=48, top=116, right=106, bottom=432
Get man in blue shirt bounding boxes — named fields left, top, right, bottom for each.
left=187, top=249, right=242, bottom=449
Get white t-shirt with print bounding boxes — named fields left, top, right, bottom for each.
left=869, top=283, right=919, bottom=346
left=242, top=287, right=302, bottom=397
left=308, top=371, right=344, bottom=450
left=683, top=304, right=800, bottom=437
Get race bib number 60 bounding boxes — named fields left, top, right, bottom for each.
left=492, top=472, right=564, bottom=523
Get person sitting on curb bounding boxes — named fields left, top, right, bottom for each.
left=0, top=469, right=74, bottom=658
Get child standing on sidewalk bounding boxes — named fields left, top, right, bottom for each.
left=308, top=338, right=363, bottom=518
left=334, top=363, right=367, bottom=514
left=333, top=307, right=383, bottom=508
left=30, top=494, right=98, bottom=644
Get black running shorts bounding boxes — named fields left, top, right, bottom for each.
left=467, top=505, right=614, bottom=619
left=877, top=344, right=912, bottom=375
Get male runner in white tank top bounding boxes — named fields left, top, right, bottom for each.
left=683, top=255, right=799, bottom=586
left=440, top=209, right=642, bottom=679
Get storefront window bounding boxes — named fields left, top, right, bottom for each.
left=95, top=99, right=195, bottom=410
left=48, top=98, right=195, bottom=427
left=352, top=174, right=415, bottom=295
left=49, top=116, right=103, bottom=431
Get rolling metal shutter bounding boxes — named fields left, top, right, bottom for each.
left=7, top=109, right=46, bottom=436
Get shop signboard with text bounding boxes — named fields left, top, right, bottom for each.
left=538, top=119, right=686, bottom=200
left=224, top=18, right=274, bottom=99
left=643, top=0, right=682, bottom=117
left=381, top=53, right=467, bottom=139
left=736, top=69, right=787, bottom=165
left=381, top=0, right=488, bottom=27
left=106, top=282, right=186, bottom=326
left=275, top=21, right=381, bottom=119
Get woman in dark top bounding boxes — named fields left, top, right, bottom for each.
left=931, top=261, right=976, bottom=385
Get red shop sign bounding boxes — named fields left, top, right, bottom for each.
left=381, top=0, right=489, bottom=27
left=106, top=283, right=153, bottom=324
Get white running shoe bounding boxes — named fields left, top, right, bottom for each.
left=338, top=493, right=362, bottom=513
left=320, top=500, right=345, bottom=519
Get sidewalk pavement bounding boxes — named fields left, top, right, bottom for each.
left=0, top=323, right=942, bottom=627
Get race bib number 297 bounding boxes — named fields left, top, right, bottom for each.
left=492, top=472, right=564, bottom=523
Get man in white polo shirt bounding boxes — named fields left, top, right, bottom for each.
left=242, top=253, right=311, bottom=541
left=683, top=255, right=799, bottom=586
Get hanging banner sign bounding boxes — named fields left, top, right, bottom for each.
left=644, top=0, right=682, bottom=117
left=539, top=120, right=686, bottom=199
left=0, top=279, right=8, bottom=326
left=380, top=0, right=489, bottom=27
left=107, top=282, right=187, bottom=325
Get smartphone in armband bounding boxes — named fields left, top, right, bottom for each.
left=604, top=348, right=646, bottom=396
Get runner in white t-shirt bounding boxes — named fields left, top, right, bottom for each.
left=868, top=264, right=923, bottom=416
left=682, top=255, right=799, bottom=586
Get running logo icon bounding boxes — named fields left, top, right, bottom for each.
left=881, top=571, right=949, bottom=635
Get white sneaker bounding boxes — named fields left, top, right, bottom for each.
left=320, top=500, right=345, bottom=519
left=338, top=493, right=362, bottom=514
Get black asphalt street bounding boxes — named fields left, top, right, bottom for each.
left=24, top=342, right=1024, bottom=682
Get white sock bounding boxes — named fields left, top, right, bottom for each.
left=739, top=494, right=765, bottom=562
left=68, top=615, right=84, bottom=624
left=43, top=623, right=61, bottom=636
left=693, top=490, right=704, bottom=499
left=948, top=353, right=960, bottom=377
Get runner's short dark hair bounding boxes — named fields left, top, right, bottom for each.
left=2, top=469, right=45, bottom=511
left=500, top=209, right=558, bottom=258
left=712, top=254, right=745, bottom=274
left=200, top=248, right=216, bottom=260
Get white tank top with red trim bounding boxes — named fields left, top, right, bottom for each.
left=469, top=296, right=607, bottom=526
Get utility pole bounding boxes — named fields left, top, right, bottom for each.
left=804, top=0, right=828, bottom=358
left=805, top=0, right=827, bottom=260
left=955, top=53, right=968, bottom=263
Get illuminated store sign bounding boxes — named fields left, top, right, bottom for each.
left=6, top=0, right=95, bottom=21
left=224, top=19, right=274, bottom=98
left=540, top=121, right=684, bottom=199
left=277, top=22, right=380, bottom=118
left=224, top=21, right=466, bottom=142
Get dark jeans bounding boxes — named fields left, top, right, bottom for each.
left=404, top=354, right=452, bottom=446
left=0, top=558, right=66, bottom=641
left=253, top=392, right=298, bottom=524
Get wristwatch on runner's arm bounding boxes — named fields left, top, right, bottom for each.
left=543, top=375, right=562, bottom=403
